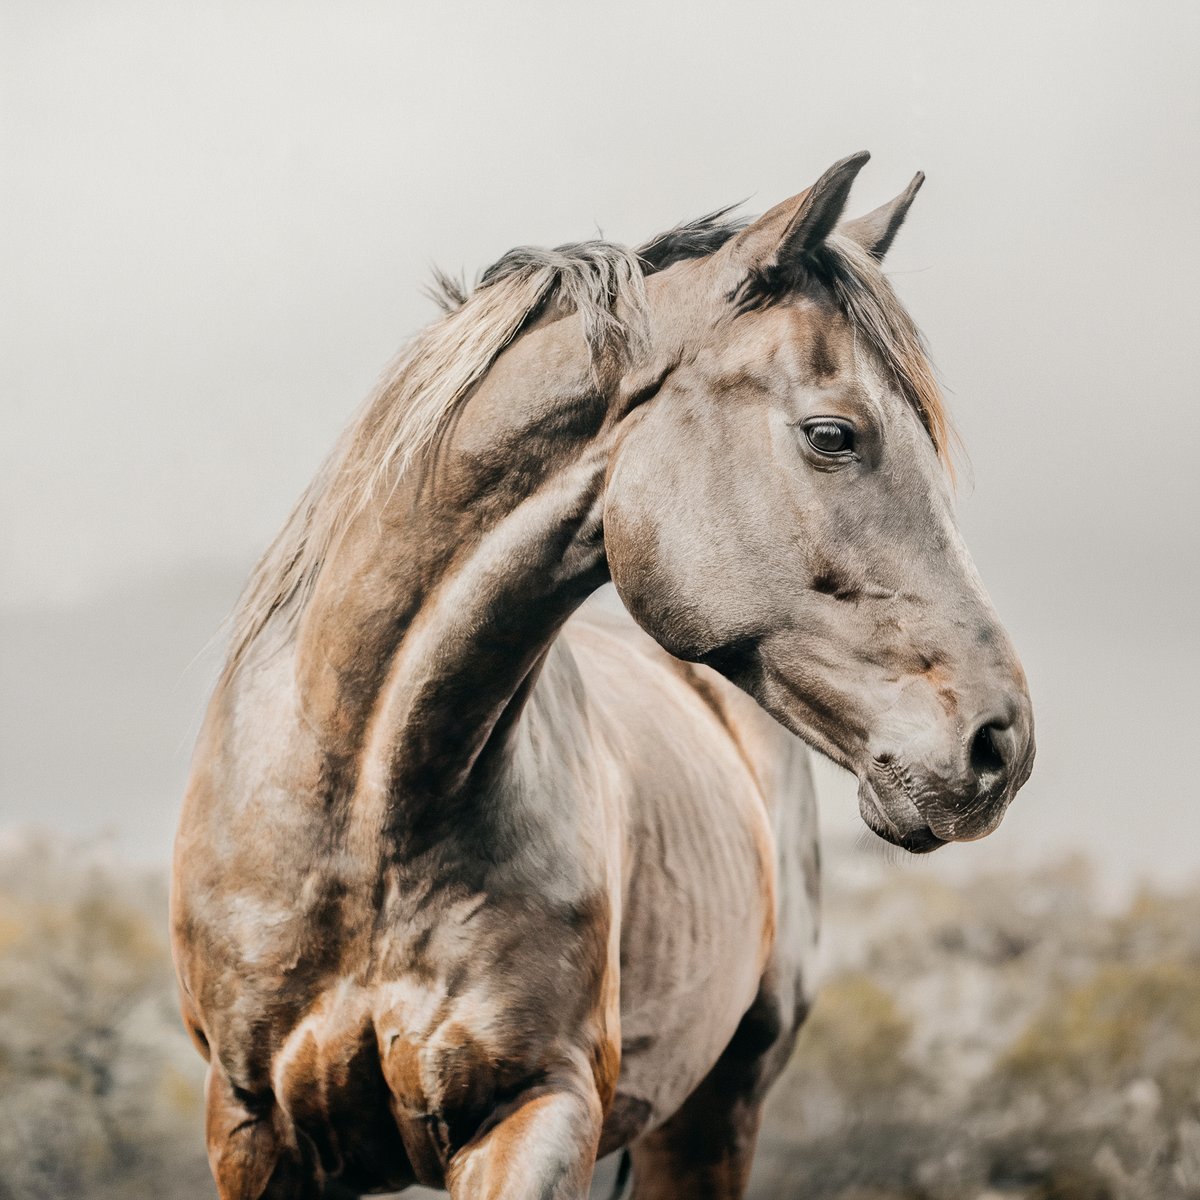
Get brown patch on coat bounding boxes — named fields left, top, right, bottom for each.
left=324, top=1023, right=416, bottom=1193
left=592, top=1023, right=622, bottom=1114
left=379, top=1032, right=425, bottom=1113
left=915, top=654, right=959, bottom=717
left=276, top=1028, right=339, bottom=1173
left=374, top=1028, right=452, bottom=1186
left=205, top=1065, right=289, bottom=1200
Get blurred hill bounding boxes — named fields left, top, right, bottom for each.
left=1, top=833, right=1198, bottom=1199
left=0, top=568, right=242, bottom=864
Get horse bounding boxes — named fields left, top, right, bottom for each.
left=171, top=151, right=1035, bottom=1199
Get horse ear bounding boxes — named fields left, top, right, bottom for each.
left=839, top=171, right=925, bottom=260
left=726, top=151, right=871, bottom=275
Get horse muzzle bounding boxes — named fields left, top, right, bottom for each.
left=859, top=696, right=1035, bottom=853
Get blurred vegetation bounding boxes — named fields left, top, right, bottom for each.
left=0, top=833, right=1198, bottom=1199
left=0, top=833, right=210, bottom=1200
left=754, top=854, right=1200, bottom=1200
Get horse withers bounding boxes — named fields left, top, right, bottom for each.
left=172, top=151, right=1034, bottom=1199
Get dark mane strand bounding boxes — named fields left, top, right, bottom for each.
left=635, top=206, right=747, bottom=274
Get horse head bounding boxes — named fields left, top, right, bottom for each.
left=606, top=152, right=1034, bottom=852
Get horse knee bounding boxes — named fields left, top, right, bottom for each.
left=205, top=1066, right=315, bottom=1200
left=447, top=1076, right=603, bottom=1200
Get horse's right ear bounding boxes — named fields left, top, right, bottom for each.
left=839, top=171, right=925, bottom=260
left=724, top=151, right=871, bottom=279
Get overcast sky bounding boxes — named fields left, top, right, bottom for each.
left=2, top=1, right=1198, bottom=890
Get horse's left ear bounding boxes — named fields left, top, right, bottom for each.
left=838, top=171, right=925, bottom=260
left=725, top=151, right=871, bottom=275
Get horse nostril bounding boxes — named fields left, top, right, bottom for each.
left=969, top=720, right=1009, bottom=780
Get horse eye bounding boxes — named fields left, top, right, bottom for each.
left=803, top=419, right=855, bottom=456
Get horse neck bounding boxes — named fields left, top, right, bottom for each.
left=290, top=313, right=630, bottom=806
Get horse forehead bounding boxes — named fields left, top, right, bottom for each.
left=725, top=302, right=859, bottom=389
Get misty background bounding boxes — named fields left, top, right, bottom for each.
left=2, top=0, right=1198, bottom=894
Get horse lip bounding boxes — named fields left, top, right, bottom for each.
left=896, top=825, right=948, bottom=854
left=858, top=779, right=947, bottom=854
left=927, top=798, right=1008, bottom=844
left=866, top=752, right=1014, bottom=847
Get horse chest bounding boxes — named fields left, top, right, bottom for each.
left=247, top=868, right=617, bottom=1178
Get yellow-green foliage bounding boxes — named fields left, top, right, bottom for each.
left=793, top=972, right=913, bottom=1096
left=1003, top=960, right=1200, bottom=1103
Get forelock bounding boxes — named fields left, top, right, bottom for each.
left=729, top=233, right=954, bottom=466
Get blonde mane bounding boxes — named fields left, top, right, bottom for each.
left=228, top=212, right=951, bottom=672
left=227, top=242, right=651, bottom=669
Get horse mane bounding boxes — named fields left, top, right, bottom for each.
left=227, top=207, right=949, bottom=672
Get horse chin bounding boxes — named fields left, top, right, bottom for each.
left=857, top=780, right=947, bottom=855
left=893, top=825, right=948, bottom=854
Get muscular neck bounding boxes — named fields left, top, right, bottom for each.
left=290, top=313, right=633, bottom=807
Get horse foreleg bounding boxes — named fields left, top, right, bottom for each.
left=626, top=1085, right=763, bottom=1200
left=626, top=987, right=795, bottom=1200
left=446, top=1072, right=604, bottom=1200
left=204, top=1063, right=318, bottom=1200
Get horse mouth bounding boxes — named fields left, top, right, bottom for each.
left=857, top=780, right=947, bottom=855
left=892, top=825, right=947, bottom=854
